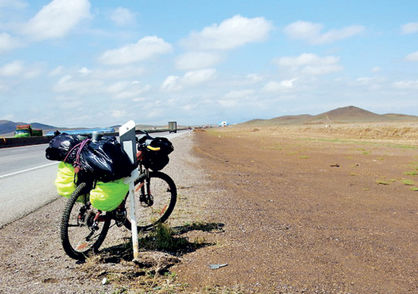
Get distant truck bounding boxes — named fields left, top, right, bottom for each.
left=14, top=124, right=43, bottom=138
left=168, top=121, right=177, bottom=133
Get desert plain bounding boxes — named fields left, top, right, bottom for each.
left=0, top=118, right=417, bottom=294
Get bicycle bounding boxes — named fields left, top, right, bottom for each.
left=60, top=132, right=177, bottom=261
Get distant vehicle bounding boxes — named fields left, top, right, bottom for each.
left=45, top=128, right=115, bottom=136
left=168, top=121, right=177, bottom=133
left=14, top=124, right=43, bottom=138
left=219, top=121, right=228, bottom=127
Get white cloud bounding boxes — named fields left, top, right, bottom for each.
left=78, top=67, right=91, bottom=75
left=218, top=99, right=238, bottom=108
left=23, top=0, right=90, bottom=41
left=182, top=15, right=272, bottom=50
left=224, top=89, right=255, bottom=99
left=111, top=110, right=126, bottom=118
left=161, top=76, right=181, bottom=92
left=110, top=7, right=135, bottom=26
left=405, top=51, right=418, bottom=62
left=275, top=53, right=342, bottom=75
left=0, top=60, right=24, bottom=76
left=93, top=67, right=145, bottom=79
left=99, top=36, right=172, bottom=65
left=284, top=21, right=364, bottom=44
left=393, top=80, right=418, bottom=89
left=132, top=97, right=145, bottom=102
left=183, top=68, right=216, bottom=85
left=218, top=89, right=256, bottom=108
left=23, top=66, right=42, bottom=79
left=263, top=79, right=297, bottom=92
left=354, top=77, right=384, bottom=90
left=371, top=66, right=381, bottom=73
left=106, top=81, right=150, bottom=99
left=0, top=60, right=42, bottom=79
left=53, top=74, right=104, bottom=94
left=356, top=77, right=376, bottom=84
left=0, top=33, right=21, bottom=53
left=51, top=66, right=150, bottom=100
left=54, top=96, right=83, bottom=109
left=401, top=22, right=418, bottom=34
left=175, top=52, right=221, bottom=70
left=49, top=66, right=64, bottom=76
left=161, top=68, right=216, bottom=92
left=246, top=73, right=263, bottom=83
left=0, top=0, right=27, bottom=9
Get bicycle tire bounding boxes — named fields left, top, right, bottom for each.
left=124, top=171, right=177, bottom=231
left=60, top=182, right=111, bottom=260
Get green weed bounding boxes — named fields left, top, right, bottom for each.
left=401, top=179, right=415, bottom=186
left=139, top=223, right=188, bottom=252
left=404, top=170, right=418, bottom=176
left=376, top=179, right=390, bottom=185
left=410, top=186, right=418, bottom=191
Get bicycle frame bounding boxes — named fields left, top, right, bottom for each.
left=61, top=123, right=177, bottom=260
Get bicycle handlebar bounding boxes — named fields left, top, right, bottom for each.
left=137, top=132, right=154, bottom=144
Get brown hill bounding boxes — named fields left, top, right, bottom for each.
left=0, top=120, right=58, bottom=135
left=242, top=106, right=418, bottom=126
left=310, top=106, right=381, bottom=124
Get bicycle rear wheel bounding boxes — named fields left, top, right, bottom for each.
left=124, top=171, right=177, bottom=231
left=60, top=182, right=111, bottom=260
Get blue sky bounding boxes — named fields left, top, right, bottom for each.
left=0, top=0, right=417, bottom=127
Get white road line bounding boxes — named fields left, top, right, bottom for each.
left=0, top=162, right=58, bottom=179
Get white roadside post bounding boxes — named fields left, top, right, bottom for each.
left=119, top=120, right=140, bottom=262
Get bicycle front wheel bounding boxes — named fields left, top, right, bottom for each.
left=124, top=171, right=177, bottom=231
left=60, top=182, right=111, bottom=260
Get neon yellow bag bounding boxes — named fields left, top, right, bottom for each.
left=90, top=179, right=129, bottom=211
left=55, top=162, right=76, bottom=198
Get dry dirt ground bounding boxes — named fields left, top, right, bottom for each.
left=0, top=133, right=216, bottom=294
left=1, top=125, right=417, bottom=293
left=175, top=125, right=417, bottom=293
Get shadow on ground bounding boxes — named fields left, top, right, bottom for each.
left=94, top=222, right=224, bottom=267
left=79, top=222, right=225, bottom=292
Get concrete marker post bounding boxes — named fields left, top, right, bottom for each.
left=119, top=120, right=140, bottom=262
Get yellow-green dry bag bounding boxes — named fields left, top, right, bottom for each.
left=55, top=162, right=76, bottom=198
left=55, top=162, right=86, bottom=202
left=90, top=179, right=129, bottom=211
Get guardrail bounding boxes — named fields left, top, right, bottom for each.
left=0, top=128, right=188, bottom=149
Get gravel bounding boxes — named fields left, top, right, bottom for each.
left=0, top=132, right=205, bottom=293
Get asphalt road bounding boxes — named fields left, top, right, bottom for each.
left=0, top=131, right=187, bottom=227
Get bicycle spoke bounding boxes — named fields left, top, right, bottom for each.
left=61, top=182, right=110, bottom=260
left=124, top=171, right=176, bottom=231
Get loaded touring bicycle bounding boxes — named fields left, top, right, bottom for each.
left=46, top=127, right=177, bottom=260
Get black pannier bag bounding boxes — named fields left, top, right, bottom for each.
left=46, top=134, right=136, bottom=182
left=78, top=136, right=137, bottom=182
left=45, top=133, right=81, bottom=162
left=141, top=137, right=174, bottom=171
